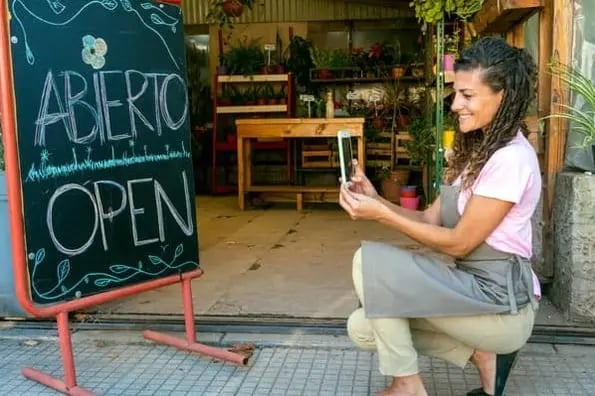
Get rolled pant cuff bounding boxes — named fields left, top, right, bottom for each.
left=378, top=357, right=419, bottom=377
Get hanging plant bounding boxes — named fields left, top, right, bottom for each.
left=409, top=0, right=484, bottom=24
left=207, top=0, right=255, bottom=28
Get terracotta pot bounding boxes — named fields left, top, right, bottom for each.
left=381, top=170, right=411, bottom=202
left=256, top=98, right=266, bottom=105
left=372, top=117, right=385, bottom=130
left=221, top=0, right=244, bottom=17
left=391, top=67, right=405, bottom=78
left=266, top=98, right=277, bottom=105
left=317, top=69, right=332, bottom=79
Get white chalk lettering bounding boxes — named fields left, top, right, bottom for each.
left=35, top=70, right=72, bottom=147
left=154, top=170, right=193, bottom=241
left=47, top=184, right=99, bottom=256
left=45, top=173, right=193, bottom=255
left=93, top=180, right=128, bottom=251
left=100, top=70, right=132, bottom=142
left=64, top=71, right=102, bottom=145
left=34, top=69, right=188, bottom=148
left=125, top=70, right=154, bottom=137
left=159, top=73, right=188, bottom=131
left=127, top=178, right=160, bottom=247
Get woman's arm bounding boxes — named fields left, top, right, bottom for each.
left=375, top=195, right=442, bottom=226
left=377, top=194, right=513, bottom=257
left=340, top=186, right=512, bottom=257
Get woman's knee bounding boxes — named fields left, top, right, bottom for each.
left=347, top=308, right=376, bottom=351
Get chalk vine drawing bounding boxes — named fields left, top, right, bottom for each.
left=81, top=35, right=108, bottom=70
left=30, top=243, right=198, bottom=301
left=10, top=0, right=181, bottom=68
left=26, top=141, right=190, bottom=183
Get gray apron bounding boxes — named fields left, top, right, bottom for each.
left=361, top=185, right=536, bottom=318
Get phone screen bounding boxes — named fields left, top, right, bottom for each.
left=340, top=136, right=354, bottom=183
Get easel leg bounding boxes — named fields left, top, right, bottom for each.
left=22, top=311, right=95, bottom=395
left=144, top=277, right=248, bottom=365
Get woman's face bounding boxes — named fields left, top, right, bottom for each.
left=451, top=68, right=503, bottom=133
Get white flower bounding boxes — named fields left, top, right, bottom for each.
left=81, top=35, right=108, bottom=70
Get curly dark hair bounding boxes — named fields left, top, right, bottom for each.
left=444, top=37, right=537, bottom=189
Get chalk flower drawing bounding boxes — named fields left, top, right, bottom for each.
left=81, top=35, right=108, bottom=70
left=30, top=243, right=198, bottom=302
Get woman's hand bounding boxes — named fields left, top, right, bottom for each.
left=348, top=160, right=378, bottom=198
left=340, top=183, right=389, bottom=221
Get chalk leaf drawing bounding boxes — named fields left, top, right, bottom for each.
left=81, top=35, right=108, bottom=70
left=31, top=242, right=198, bottom=302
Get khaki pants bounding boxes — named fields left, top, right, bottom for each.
left=347, top=248, right=536, bottom=377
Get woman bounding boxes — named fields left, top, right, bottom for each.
left=339, top=37, right=541, bottom=396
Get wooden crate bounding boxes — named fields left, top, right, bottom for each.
left=301, top=143, right=337, bottom=168
left=395, top=132, right=412, bottom=166
left=366, top=130, right=394, bottom=168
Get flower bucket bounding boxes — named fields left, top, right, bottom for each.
left=400, top=196, right=420, bottom=210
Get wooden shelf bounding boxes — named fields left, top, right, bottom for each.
left=216, top=105, right=288, bottom=114
left=217, top=74, right=289, bottom=83
left=311, top=76, right=421, bottom=84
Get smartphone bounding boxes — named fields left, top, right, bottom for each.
left=337, top=130, right=354, bottom=185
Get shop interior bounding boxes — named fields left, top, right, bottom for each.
left=91, top=2, right=567, bottom=327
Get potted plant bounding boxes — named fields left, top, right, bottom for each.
left=406, top=116, right=436, bottom=194
left=285, top=35, right=314, bottom=88
left=543, top=61, right=595, bottom=170
left=206, top=0, right=255, bottom=28
left=309, top=47, right=335, bottom=79
left=378, top=166, right=411, bottom=203
left=222, top=36, right=264, bottom=77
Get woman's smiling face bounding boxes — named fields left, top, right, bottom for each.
left=451, top=68, right=503, bottom=133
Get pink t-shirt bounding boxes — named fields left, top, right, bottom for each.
left=454, top=131, right=542, bottom=297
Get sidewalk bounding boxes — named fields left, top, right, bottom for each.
left=0, top=326, right=593, bottom=395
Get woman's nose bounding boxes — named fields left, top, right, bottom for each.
left=451, top=93, right=463, bottom=113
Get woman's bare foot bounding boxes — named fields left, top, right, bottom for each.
left=376, top=374, right=428, bottom=396
left=470, top=349, right=496, bottom=395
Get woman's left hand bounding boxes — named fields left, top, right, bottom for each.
left=340, top=184, right=389, bottom=221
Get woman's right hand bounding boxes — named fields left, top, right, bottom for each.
left=349, top=160, right=378, bottom=198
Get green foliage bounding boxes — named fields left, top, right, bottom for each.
left=309, top=47, right=353, bottom=68
left=409, top=0, right=483, bottom=24
left=223, top=37, right=264, bottom=76
left=543, top=61, right=595, bottom=147
left=405, top=117, right=435, bottom=166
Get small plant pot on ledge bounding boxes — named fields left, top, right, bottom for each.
left=221, top=0, right=244, bottom=17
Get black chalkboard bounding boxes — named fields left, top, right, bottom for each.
left=8, top=1, right=199, bottom=304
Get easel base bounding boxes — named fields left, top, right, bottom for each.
left=20, top=274, right=248, bottom=394
left=22, top=367, right=94, bottom=396
left=144, top=330, right=248, bottom=365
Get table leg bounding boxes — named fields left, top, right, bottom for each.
left=237, top=137, right=245, bottom=210
left=245, top=139, right=252, bottom=190
left=357, top=137, right=365, bottom=168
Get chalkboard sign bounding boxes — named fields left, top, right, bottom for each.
left=8, top=1, right=199, bottom=304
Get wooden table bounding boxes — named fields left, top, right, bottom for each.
left=235, top=118, right=365, bottom=210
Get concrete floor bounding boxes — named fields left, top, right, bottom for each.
left=94, top=196, right=570, bottom=326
